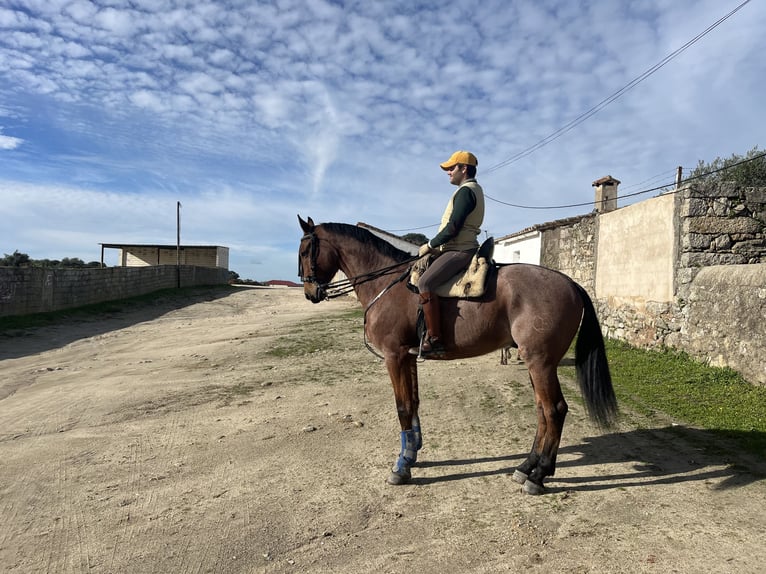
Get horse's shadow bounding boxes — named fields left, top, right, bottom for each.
left=411, top=426, right=766, bottom=492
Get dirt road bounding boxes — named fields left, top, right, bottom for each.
left=1, top=286, right=764, bottom=573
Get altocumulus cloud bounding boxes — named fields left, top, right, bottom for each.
left=0, top=0, right=764, bottom=280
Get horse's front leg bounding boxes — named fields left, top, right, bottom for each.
left=384, top=350, right=422, bottom=485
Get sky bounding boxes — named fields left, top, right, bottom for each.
left=1, top=0, right=764, bottom=281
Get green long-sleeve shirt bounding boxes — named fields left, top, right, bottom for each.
left=428, top=185, right=478, bottom=249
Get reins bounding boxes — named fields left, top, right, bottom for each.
left=299, top=230, right=419, bottom=359
left=320, top=261, right=416, bottom=359
left=362, top=265, right=415, bottom=360
left=317, top=257, right=418, bottom=300
left=299, top=230, right=419, bottom=300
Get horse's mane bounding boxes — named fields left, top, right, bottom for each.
left=320, top=222, right=414, bottom=263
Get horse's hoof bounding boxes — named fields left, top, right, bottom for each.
left=512, top=469, right=528, bottom=484
left=522, top=479, right=545, bottom=495
left=386, top=469, right=411, bottom=485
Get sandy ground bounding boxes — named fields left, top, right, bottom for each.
left=1, top=286, right=764, bottom=574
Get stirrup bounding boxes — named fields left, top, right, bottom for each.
left=409, top=337, right=446, bottom=359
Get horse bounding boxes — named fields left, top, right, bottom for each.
left=297, top=215, right=617, bottom=494
left=500, top=345, right=521, bottom=365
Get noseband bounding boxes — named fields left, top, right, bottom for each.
left=298, top=230, right=419, bottom=301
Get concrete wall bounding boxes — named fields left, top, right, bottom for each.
left=495, top=231, right=541, bottom=264
left=215, top=247, right=229, bottom=269
left=122, top=247, right=229, bottom=268
left=529, top=181, right=765, bottom=384
left=363, top=226, right=419, bottom=256
left=595, top=183, right=765, bottom=383
left=0, top=265, right=229, bottom=318
left=596, top=193, right=676, bottom=304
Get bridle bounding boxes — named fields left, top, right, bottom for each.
left=298, top=229, right=422, bottom=359
left=299, top=230, right=419, bottom=301
left=298, top=231, right=325, bottom=297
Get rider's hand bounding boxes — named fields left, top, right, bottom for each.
left=418, top=243, right=432, bottom=257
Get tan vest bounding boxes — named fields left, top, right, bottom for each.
left=437, top=180, right=485, bottom=252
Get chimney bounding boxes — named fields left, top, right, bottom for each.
left=592, top=175, right=620, bottom=213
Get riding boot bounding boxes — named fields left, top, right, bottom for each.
left=409, top=292, right=446, bottom=357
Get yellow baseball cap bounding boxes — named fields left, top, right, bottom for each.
left=440, top=150, right=478, bottom=170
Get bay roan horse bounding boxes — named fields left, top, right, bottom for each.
left=298, top=216, right=617, bottom=494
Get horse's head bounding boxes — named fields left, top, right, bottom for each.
left=298, top=215, right=340, bottom=303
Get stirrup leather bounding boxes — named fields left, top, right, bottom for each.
left=409, top=336, right=446, bottom=358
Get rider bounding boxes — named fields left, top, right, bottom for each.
left=409, top=150, right=485, bottom=358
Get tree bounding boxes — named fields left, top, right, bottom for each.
left=33, top=259, right=60, bottom=268
left=687, top=145, right=766, bottom=186
left=0, top=252, right=104, bottom=268
left=0, top=250, right=31, bottom=267
left=60, top=257, right=86, bottom=268
left=401, top=232, right=429, bottom=245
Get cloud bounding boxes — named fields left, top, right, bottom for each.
left=0, top=129, right=23, bottom=150
left=0, top=0, right=764, bottom=281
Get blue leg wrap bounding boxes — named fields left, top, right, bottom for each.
left=412, top=414, right=423, bottom=451
left=393, top=430, right=418, bottom=474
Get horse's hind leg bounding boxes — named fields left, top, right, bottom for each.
left=385, top=352, right=422, bottom=485
left=513, top=364, right=568, bottom=495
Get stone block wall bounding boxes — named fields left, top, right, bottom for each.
left=0, top=265, right=229, bottom=318
left=678, top=265, right=766, bottom=385
left=543, top=181, right=765, bottom=384
left=540, top=214, right=597, bottom=294
left=603, top=182, right=765, bottom=383
left=676, top=183, right=765, bottom=302
left=596, top=299, right=683, bottom=349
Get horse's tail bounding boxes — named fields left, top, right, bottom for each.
left=574, top=284, right=618, bottom=428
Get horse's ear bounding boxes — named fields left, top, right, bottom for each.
left=298, top=215, right=315, bottom=233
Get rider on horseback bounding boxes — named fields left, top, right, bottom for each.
left=409, top=150, right=485, bottom=358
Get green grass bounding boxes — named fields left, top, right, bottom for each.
left=603, top=339, right=766, bottom=456
left=265, top=335, right=321, bottom=357
left=262, top=309, right=364, bottom=359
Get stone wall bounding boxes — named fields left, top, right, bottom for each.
left=679, top=265, right=766, bottom=385
left=595, top=298, right=683, bottom=349
left=0, top=265, right=230, bottom=318
left=541, top=181, right=765, bottom=384
left=540, top=214, right=597, bottom=294
left=670, top=182, right=765, bottom=384
left=675, top=182, right=766, bottom=301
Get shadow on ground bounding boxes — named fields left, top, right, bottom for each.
left=411, top=426, right=766, bottom=492
left=0, top=285, right=247, bottom=361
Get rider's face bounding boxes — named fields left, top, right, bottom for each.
left=447, top=164, right=467, bottom=186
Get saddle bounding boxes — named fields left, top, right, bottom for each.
left=409, top=237, right=495, bottom=298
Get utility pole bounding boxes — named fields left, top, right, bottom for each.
left=177, top=201, right=181, bottom=288
left=675, top=166, right=683, bottom=189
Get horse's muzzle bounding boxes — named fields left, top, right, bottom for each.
left=303, top=282, right=325, bottom=303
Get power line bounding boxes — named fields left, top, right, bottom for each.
left=485, top=150, right=766, bottom=210
left=483, top=0, right=753, bottom=174
left=618, top=168, right=679, bottom=192
left=386, top=223, right=440, bottom=233
left=387, top=2, right=755, bottom=235
left=387, top=151, right=766, bottom=233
